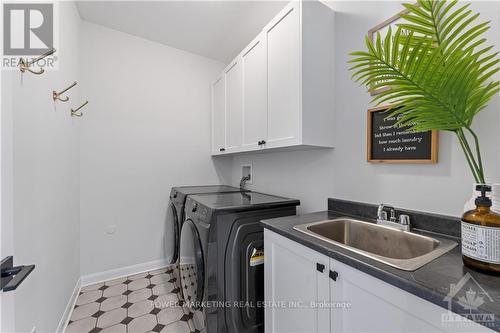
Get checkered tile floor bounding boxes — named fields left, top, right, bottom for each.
left=65, top=266, right=202, bottom=333
left=179, top=264, right=197, bottom=303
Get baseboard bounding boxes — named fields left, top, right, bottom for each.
left=56, top=277, right=81, bottom=333
left=80, top=258, right=169, bottom=287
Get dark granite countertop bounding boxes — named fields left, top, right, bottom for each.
left=261, top=206, right=500, bottom=332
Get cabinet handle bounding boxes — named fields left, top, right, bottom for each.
left=219, top=148, right=225, bottom=152
left=316, top=263, right=325, bottom=273
left=257, top=141, right=262, bottom=145
left=261, top=140, right=266, bottom=145
left=329, top=270, right=339, bottom=281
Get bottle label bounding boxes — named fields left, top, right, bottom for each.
left=462, top=221, right=500, bottom=264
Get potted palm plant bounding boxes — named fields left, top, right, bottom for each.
left=349, top=0, right=499, bottom=186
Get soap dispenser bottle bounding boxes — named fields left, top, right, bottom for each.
left=462, top=185, right=500, bottom=274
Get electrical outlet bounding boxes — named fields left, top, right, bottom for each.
left=105, top=225, right=117, bottom=235
left=242, top=164, right=253, bottom=185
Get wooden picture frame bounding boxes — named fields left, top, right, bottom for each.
left=367, top=8, right=410, bottom=96
left=367, top=105, right=438, bottom=164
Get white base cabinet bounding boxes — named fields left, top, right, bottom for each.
left=264, top=230, right=494, bottom=333
left=264, top=228, right=330, bottom=333
left=212, top=0, right=335, bottom=156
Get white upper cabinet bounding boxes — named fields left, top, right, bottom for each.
left=242, top=33, right=268, bottom=150
left=212, top=0, right=335, bottom=156
left=225, top=59, right=243, bottom=152
left=211, top=75, right=226, bottom=154
left=266, top=3, right=301, bottom=148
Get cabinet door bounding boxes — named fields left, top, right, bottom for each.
left=212, top=76, right=225, bottom=154
left=265, top=2, right=301, bottom=149
left=329, top=258, right=446, bottom=333
left=264, top=230, right=330, bottom=333
left=242, top=34, right=267, bottom=150
left=225, top=59, right=243, bottom=152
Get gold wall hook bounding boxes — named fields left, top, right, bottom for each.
left=53, top=81, right=77, bottom=102
left=71, top=101, right=88, bottom=117
left=19, top=48, right=56, bottom=75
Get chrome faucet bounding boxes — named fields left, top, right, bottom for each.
left=377, top=204, right=410, bottom=231
left=377, top=204, right=395, bottom=221
left=240, top=175, right=251, bottom=190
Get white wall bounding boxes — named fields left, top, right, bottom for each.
left=227, top=0, right=500, bottom=217
left=1, top=2, right=81, bottom=332
left=1, top=18, right=16, bottom=333
left=79, top=22, right=231, bottom=276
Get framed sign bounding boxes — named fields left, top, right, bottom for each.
left=368, top=8, right=410, bottom=96
left=367, top=105, right=438, bottom=164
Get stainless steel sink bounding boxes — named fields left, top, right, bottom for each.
left=293, top=218, right=457, bottom=271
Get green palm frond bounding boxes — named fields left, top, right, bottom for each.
left=349, top=0, right=499, bottom=183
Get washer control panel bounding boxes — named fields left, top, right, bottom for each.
left=185, top=197, right=209, bottom=222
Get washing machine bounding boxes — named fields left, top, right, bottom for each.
left=165, top=186, right=247, bottom=290
left=179, top=191, right=300, bottom=333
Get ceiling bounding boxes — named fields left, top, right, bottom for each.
left=76, top=1, right=287, bottom=63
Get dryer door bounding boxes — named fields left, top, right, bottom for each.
left=165, top=202, right=179, bottom=265
left=179, top=219, right=204, bottom=309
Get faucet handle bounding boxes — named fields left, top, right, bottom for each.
left=399, top=214, right=410, bottom=226
left=389, top=209, right=397, bottom=222
left=377, top=204, right=385, bottom=219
